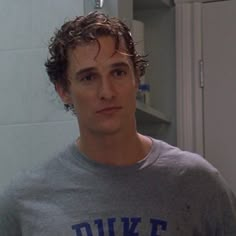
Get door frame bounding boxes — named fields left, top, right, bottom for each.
left=175, top=0, right=228, bottom=155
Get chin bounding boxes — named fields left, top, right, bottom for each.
left=97, top=127, right=121, bottom=135
left=90, top=123, right=122, bottom=135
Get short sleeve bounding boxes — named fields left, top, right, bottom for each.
left=205, top=171, right=236, bottom=235
left=0, top=189, right=22, bottom=236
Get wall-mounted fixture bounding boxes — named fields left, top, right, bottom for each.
left=95, top=0, right=104, bottom=9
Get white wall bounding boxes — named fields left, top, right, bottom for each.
left=0, top=0, right=84, bottom=190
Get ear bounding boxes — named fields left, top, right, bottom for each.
left=55, top=83, right=72, bottom=105
left=135, top=76, right=140, bottom=90
left=134, top=69, right=140, bottom=90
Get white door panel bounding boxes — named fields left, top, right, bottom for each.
left=203, top=0, right=236, bottom=194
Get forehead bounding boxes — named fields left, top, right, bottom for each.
left=67, top=36, right=131, bottom=69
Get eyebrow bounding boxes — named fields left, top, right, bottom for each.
left=75, top=62, right=130, bottom=78
left=110, top=62, right=130, bottom=69
left=75, top=67, right=96, bottom=78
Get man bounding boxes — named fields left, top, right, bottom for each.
left=0, top=11, right=236, bottom=236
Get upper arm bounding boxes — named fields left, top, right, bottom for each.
left=204, top=171, right=236, bottom=235
left=0, top=191, right=22, bottom=236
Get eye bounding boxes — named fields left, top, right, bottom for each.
left=79, top=73, right=97, bottom=83
left=112, top=69, right=127, bottom=78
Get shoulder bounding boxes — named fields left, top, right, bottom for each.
left=151, top=138, right=227, bottom=189
left=152, top=138, right=236, bottom=198
left=152, top=139, right=236, bottom=233
left=0, top=142, right=76, bottom=202
left=154, top=140, right=216, bottom=172
left=0, top=142, right=80, bottom=233
left=152, top=139, right=236, bottom=204
left=153, top=138, right=214, bottom=170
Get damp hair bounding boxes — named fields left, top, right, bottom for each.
left=45, top=11, right=148, bottom=111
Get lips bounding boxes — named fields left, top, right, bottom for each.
left=96, top=106, right=122, bottom=114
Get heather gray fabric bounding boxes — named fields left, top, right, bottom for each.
left=0, top=138, right=236, bottom=236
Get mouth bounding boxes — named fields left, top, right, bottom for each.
left=96, top=106, right=122, bottom=114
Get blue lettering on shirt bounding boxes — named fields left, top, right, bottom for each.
left=71, top=222, right=93, bottom=236
left=94, top=219, right=104, bottom=236
left=107, top=218, right=116, bottom=236
left=72, top=217, right=168, bottom=236
left=150, top=218, right=168, bottom=236
left=121, top=217, right=141, bottom=236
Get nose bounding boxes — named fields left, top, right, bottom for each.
left=98, top=78, right=117, bottom=101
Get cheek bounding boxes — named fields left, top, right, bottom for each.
left=127, top=83, right=138, bottom=95
left=70, top=90, right=95, bottom=110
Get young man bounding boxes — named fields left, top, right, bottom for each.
left=0, top=11, right=236, bottom=236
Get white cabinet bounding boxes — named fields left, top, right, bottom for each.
left=134, top=0, right=175, bottom=143
left=134, top=0, right=173, bottom=9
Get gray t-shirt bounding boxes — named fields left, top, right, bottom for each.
left=0, top=138, right=236, bottom=235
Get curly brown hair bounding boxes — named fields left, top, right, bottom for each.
left=45, top=11, right=148, bottom=111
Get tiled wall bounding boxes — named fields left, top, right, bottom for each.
left=0, top=0, right=84, bottom=189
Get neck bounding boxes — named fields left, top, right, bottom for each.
left=77, top=130, right=152, bottom=166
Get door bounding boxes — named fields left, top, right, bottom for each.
left=202, top=0, right=236, bottom=194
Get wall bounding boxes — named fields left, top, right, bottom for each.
left=84, top=0, right=133, bottom=28
left=134, top=7, right=176, bottom=145
left=0, top=0, right=83, bottom=190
